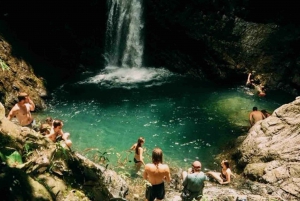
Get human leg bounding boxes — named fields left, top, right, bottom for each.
left=135, top=162, right=142, bottom=172
left=207, top=171, right=223, bottom=184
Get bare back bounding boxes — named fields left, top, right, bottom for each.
left=249, top=110, right=264, bottom=126
left=143, top=163, right=171, bottom=185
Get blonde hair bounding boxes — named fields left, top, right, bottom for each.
left=152, top=147, right=163, bottom=164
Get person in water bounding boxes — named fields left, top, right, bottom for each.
left=46, top=120, right=72, bottom=147
left=246, top=72, right=255, bottom=87
left=249, top=106, right=265, bottom=126
left=143, top=148, right=171, bottom=201
left=246, top=73, right=266, bottom=97
left=254, top=84, right=266, bottom=97
left=7, top=92, right=36, bottom=128
left=130, top=137, right=145, bottom=172
left=206, top=160, right=234, bottom=184
left=261, top=109, right=271, bottom=118
left=181, top=160, right=208, bottom=201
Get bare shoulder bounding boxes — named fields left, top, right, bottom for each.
left=9, top=105, right=19, bottom=113
left=159, top=164, right=170, bottom=171
left=144, top=163, right=154, bottom=171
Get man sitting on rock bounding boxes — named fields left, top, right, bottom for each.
left=181, top=161, right=208, bottom=201
left=249, top=106, right=265, bottom=127
left=7, top=92, right=36, bottom=128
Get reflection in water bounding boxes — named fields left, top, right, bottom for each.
left=40, top=67, right=294, bottom=173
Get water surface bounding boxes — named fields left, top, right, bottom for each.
left=37, top=67, right=294, bottom=173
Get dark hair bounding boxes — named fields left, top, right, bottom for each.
left=222, top=160, right=230, bottom=169
left=253, top=106, right=258, bottom=111
left=46, top=117, right=53, bottom=124
left=17, top=92, right=28, bottom=101
left=152, top=148, right=163, bottom=164
left=53, top=120, right=63, bottom=128
left=135, top=137, right=145, bottom=155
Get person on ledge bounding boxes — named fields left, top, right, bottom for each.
left=181, top=160, right=208, bottom=201
left=143, top=148, right=171, bottom=201
left=249, top=106, right=265, bottom=127
left=261, top=109, right=271, bottom=118
left=206, top=160, right=234, bottom=185
left=7, top=92, right=36, bottom=128
left=46, top=120, right=72, bottom=147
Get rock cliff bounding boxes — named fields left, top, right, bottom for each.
left=0, top=35, right=47, bottom=110
left=237, top=96, right=300, bottom=199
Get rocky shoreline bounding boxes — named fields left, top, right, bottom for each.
left=1, top=97, right=299, bottom=200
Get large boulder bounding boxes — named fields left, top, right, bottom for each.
left=237, top=96, right=300, bottom=199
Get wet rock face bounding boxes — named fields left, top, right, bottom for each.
left=0, top=38, right=47, bottom=111
left=237, top=96, right=300, bottom=199
left=143, top=0, right=300, bottom=95
left=1, top=0, right=299, bottom=98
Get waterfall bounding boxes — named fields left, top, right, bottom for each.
left=81, top=0, right=173, bottom=88
left=105, top=0, right=144, bottom=68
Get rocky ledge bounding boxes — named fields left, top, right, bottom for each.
left=235, top=96, right=300, bottom=200
left=0, top=103, right=128, bottom=201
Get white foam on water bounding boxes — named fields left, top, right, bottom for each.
left=79, top=66, right=175, bottom=89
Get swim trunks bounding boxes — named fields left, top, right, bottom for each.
left=24, top=119, right=36, bottom=129
left=146, top=182, right=165, bottom=201
left=134, top=158, right=141, bottom=163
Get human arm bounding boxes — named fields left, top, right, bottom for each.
left=246, top=73, right=251, bottom=85
left=27, top=96, right=35, bottom=111
left=130, top=143, right=136, bottom=151
left=182, top=174, right=188, bottom=187
left=164, top=165, right=171, bottom=183
left=249, top=112, right=253, bottom=126
left=143, top=165, right=149, bottom=180
left=7, top=108, right=16, bottom=121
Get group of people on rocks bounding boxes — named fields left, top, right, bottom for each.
left=245, top=72, right=272, bottom=128
left=130, top=137, right=234, bottom=201
left=5, top=75, right=268, bottom=200
left=6, top=92, right=72, bottom=147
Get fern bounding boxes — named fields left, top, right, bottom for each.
left=0, top=58, right=10, bottom=71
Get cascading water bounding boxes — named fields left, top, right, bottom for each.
left=105, top=0, right=144, bottom=68
left=83, top=0, right=173, bottom=89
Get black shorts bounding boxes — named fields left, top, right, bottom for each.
left=146, top=182, right=165, bottom=201
left=134, top=158, right=141, bottom=163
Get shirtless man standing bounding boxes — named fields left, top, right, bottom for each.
left=249, top=106, right=265, bottom=126
left=7, top=92, right=36, bottom=127
left=143, top=148, right=171, bottom=201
